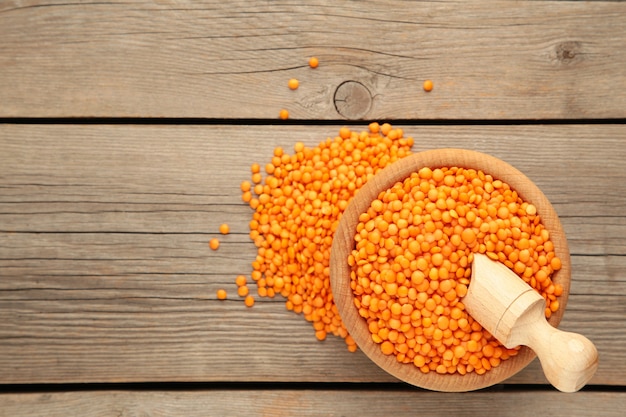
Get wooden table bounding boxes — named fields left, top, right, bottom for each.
left=1, top=1, right=625, bottom=415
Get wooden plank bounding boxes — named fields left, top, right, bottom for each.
left=1, top=124, right=625, bottom=386
left=1, top=124, right=625, bottom=220
left=1, top=233, right=624, bottom=289
left=0, top=1, right=624, bottom=119
left=0, top=389, right=625, bottom=417
left=0, top=273, right=622, bottom=385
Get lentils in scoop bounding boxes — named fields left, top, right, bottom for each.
left=349, top=166, right=563, bottom=375
left=243, top=124, right=414, bottom=350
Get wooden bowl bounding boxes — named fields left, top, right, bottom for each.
left=330, top=149, right=571, bottom=392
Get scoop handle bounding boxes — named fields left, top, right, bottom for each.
left=518, top=307, right=599, bottom=393
left=468, top=254, right=598, bottom=392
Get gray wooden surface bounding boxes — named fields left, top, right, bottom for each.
left=0, top=0, right=625, bottom=120
left=0, top=389, right=625, bottom=417
left=1, top=0, right=625, bottom=415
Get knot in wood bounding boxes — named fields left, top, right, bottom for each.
left=333, top=81, right=372, bottom=120
left=555, top=41, right=582, bottom=64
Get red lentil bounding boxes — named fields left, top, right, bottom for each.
left=288, top=78, right=300, bottom=90
left=235, top=275, right=247, bottom=287
left=244, top=295, right=255, bottom=307
left=238, top=285, right=250, bottom=297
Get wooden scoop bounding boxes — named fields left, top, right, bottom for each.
left=466, top=253, right=598, bottom=392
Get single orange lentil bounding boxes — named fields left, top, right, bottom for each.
left=381, top=341, right=395, bottom=355
left=244, top=295, right=255, bottom=307
left=209, top=238, right=220, bottom=250
left=380, top=123, right=392, bottom=136
left=279, top=109, right=289, bottom=120
left=554, top=283, right=564, bottom=296
left=216, top=289, right=227, bottom=300
left=237, top=285, right=249, bottom=297
left=308, top=57, right=319, bottom=68
left=423, top=79, right=434, bottom=92
left=219, top=223, right=230, bottom=235
left=288, top=78, right=299, bottom=90
left=550, top=256, right=562, bottom=271
left=235, top=275, right=247, bottom=287
left=454, top=345, right=466, bottom=359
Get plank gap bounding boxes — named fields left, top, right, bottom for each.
left=0, top=381, right=623, bottom=395
left=0, top=117, right=625, bottom=126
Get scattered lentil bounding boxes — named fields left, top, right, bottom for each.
left=216, top=289, right=227, bottom=300
left=288, top=78, right=300, bottom=90
left=349, top=166, right=563, bottom=375
left=309, top=57, right=319, bottom=68
left=209, top=238, right=220, bottom=251
left=235, top=275, right=247, bottom=287
left=242, top=124, right=414, bottom=350
left=244, top=295, right=255, bottom=307
left=279, top=109, right=289, bottom=120
left=238, top=285, right=250, bottom=297
left=220, top=223, right=230, bottom=235
left=423, top=80, right=434, bottom=92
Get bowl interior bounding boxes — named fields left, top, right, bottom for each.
left=330, top=148, right=570, bottom=392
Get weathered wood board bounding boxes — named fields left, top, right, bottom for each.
left=1, top=124, right=624, bottom=386
left=0, top=1, right=625, bottom=119
left=1, top=389, right=626, bottom=417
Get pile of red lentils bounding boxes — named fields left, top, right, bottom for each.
left=236, top=123, right=563, bottom=377
left=349, top=165, right=563, bottom=375
left=240, top=123, right=413, bottom=351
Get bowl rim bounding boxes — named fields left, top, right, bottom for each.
left=330, top=148, right=571, bottom=392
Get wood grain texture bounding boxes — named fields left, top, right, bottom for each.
left=0, top=0, right=625, bottom=119
left=1, top=389, right=625, bottom=417
left=1, top=124, right=625, bottom=386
